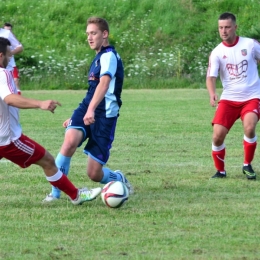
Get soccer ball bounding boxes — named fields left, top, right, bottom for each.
left=101, top=181, right=129, bottom=208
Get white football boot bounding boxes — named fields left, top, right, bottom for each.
left=71, top=187, right=102, bottom=205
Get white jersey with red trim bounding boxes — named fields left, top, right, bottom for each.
left=0, top=28, right=22, bottom=71
left=207, top=36, right=260, bottom=101
left=0, top=67, right=21, bottom=145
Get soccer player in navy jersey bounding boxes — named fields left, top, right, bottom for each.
left=43, top=17, right=133, bottom=202
left=206, top=12, right=260, bottom=179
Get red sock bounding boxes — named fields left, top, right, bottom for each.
left=212, top=148, right=225, bottom=172
left=243, top=140, right=257, bottom=165
left=49, top=174, right=78, bottom=200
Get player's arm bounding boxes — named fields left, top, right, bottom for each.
left=4, top=94, right=61, bottom=113
left=206, top=52, right=219, bottom=107
left=8, top=31, right=23, bottom=55
left=206, top=76, right=218, bottom=107
left=83, top=51, right=117, bottom=125
left=11, top=45, right=23, bottom=55
left=83, top=75, right=111, bottom=125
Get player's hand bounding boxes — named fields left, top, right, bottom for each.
left=63, top=118, right=71, bottom=128
left=83, top=110, right=95, bottom=125
left=210, top=94, right=218, bottom=107
left=40, top=100, right=61, bottom=113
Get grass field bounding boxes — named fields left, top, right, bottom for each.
left=1, top=89, right=260, bottom=260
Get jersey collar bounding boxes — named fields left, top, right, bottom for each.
left=222, top=36, right=239, bottom=47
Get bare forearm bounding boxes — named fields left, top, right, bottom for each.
left=88, top=75, right=111, bottom=111
left=206, top=77, right=216, bottom=94
left=5, top=94, right=41, bottom=109
left=4, top=94, right=61, bottom=113
left=206, top=76, right=218, bottom=107
left=89, top=84, right=108, bottom=111
left=11, top=45, right=23, bottom=55
left=83, top=75, right=110, bottom=125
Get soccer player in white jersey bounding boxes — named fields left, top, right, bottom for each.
left=0, top=24, right=23, bottom=94
left=0, top=37, right=101, bottom=205
left=206, top=12, right=260, bottom=179
left=3, top=23, right=21, bottom=94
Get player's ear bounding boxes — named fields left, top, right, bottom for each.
left=103, top=30, right=108, bottom=39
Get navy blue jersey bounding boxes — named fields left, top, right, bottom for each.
left=83, top=45, right=124, bottom=118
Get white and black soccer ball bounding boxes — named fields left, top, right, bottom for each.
left=101, top=181, right=129, bottom=208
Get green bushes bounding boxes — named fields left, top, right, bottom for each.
left=2, top=0, right=260, bottom=89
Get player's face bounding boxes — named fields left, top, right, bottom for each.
left=86, top=23, right=108, bottom=53
left=0, top=46, right=11, bottom=68
left=4, top=26, right=12, bottom=31
left=218, top=19, right=237, bottom=44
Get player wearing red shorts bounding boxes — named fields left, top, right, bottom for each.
left=1, top=22, right=22, bottom=94
left=0, top=37, right=101, bottom=204
left=206, top=12, right=260, bottom=179
left=3, top=23, right=21, bottom=94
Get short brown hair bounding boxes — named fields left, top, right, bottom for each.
left=87, top=17, right=109, bottom=34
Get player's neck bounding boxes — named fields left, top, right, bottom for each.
left=95, top=43, right=110, bottom=54
left=222, top=36, right=239, bottom=47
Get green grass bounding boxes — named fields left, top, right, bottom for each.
left=1, top=90, right=260, bottom=259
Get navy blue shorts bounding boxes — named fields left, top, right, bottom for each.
left=67, top=104, right=118, bottom=165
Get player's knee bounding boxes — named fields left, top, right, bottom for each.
left=87, top=168, right=102, bottom=182
left=39, top=151, right=56, bottom=169
left=244, top=125, right=256, bottom=137
left=63, top=129, right=82, bottom=154
left=213, top=134, right=225, bottom=146
left=61, top=141, right=77, bottom=156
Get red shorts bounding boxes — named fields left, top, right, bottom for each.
left=12, top=67, right=19, bottom=79
left=0, top=134, right=45, bottom=168
left=212, top=99, right=260, bottom=130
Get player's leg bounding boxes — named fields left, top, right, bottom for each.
left=13, top=67, right=21, bottom=95
left=46, top=128, right=83, bottom=200
left=14, top=78, right=20, bottom=94
left=36, top=150, right=101, bottom=204
left=36, top=150, right=78, bottom=200
left=211, top=101, right=239, bottom=178
left=86, top=156, right=133, bottom=194
left=44, top=105, right=88, bottom=201
left=243, top=112, right=258, bottom=163
left=2, top=135, right=101, bottom=204
left=241, top=100, right=259, bottom=179
left=84, top=117, right=133, bottom=194
left=211, top=124, right=228, bottom=178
